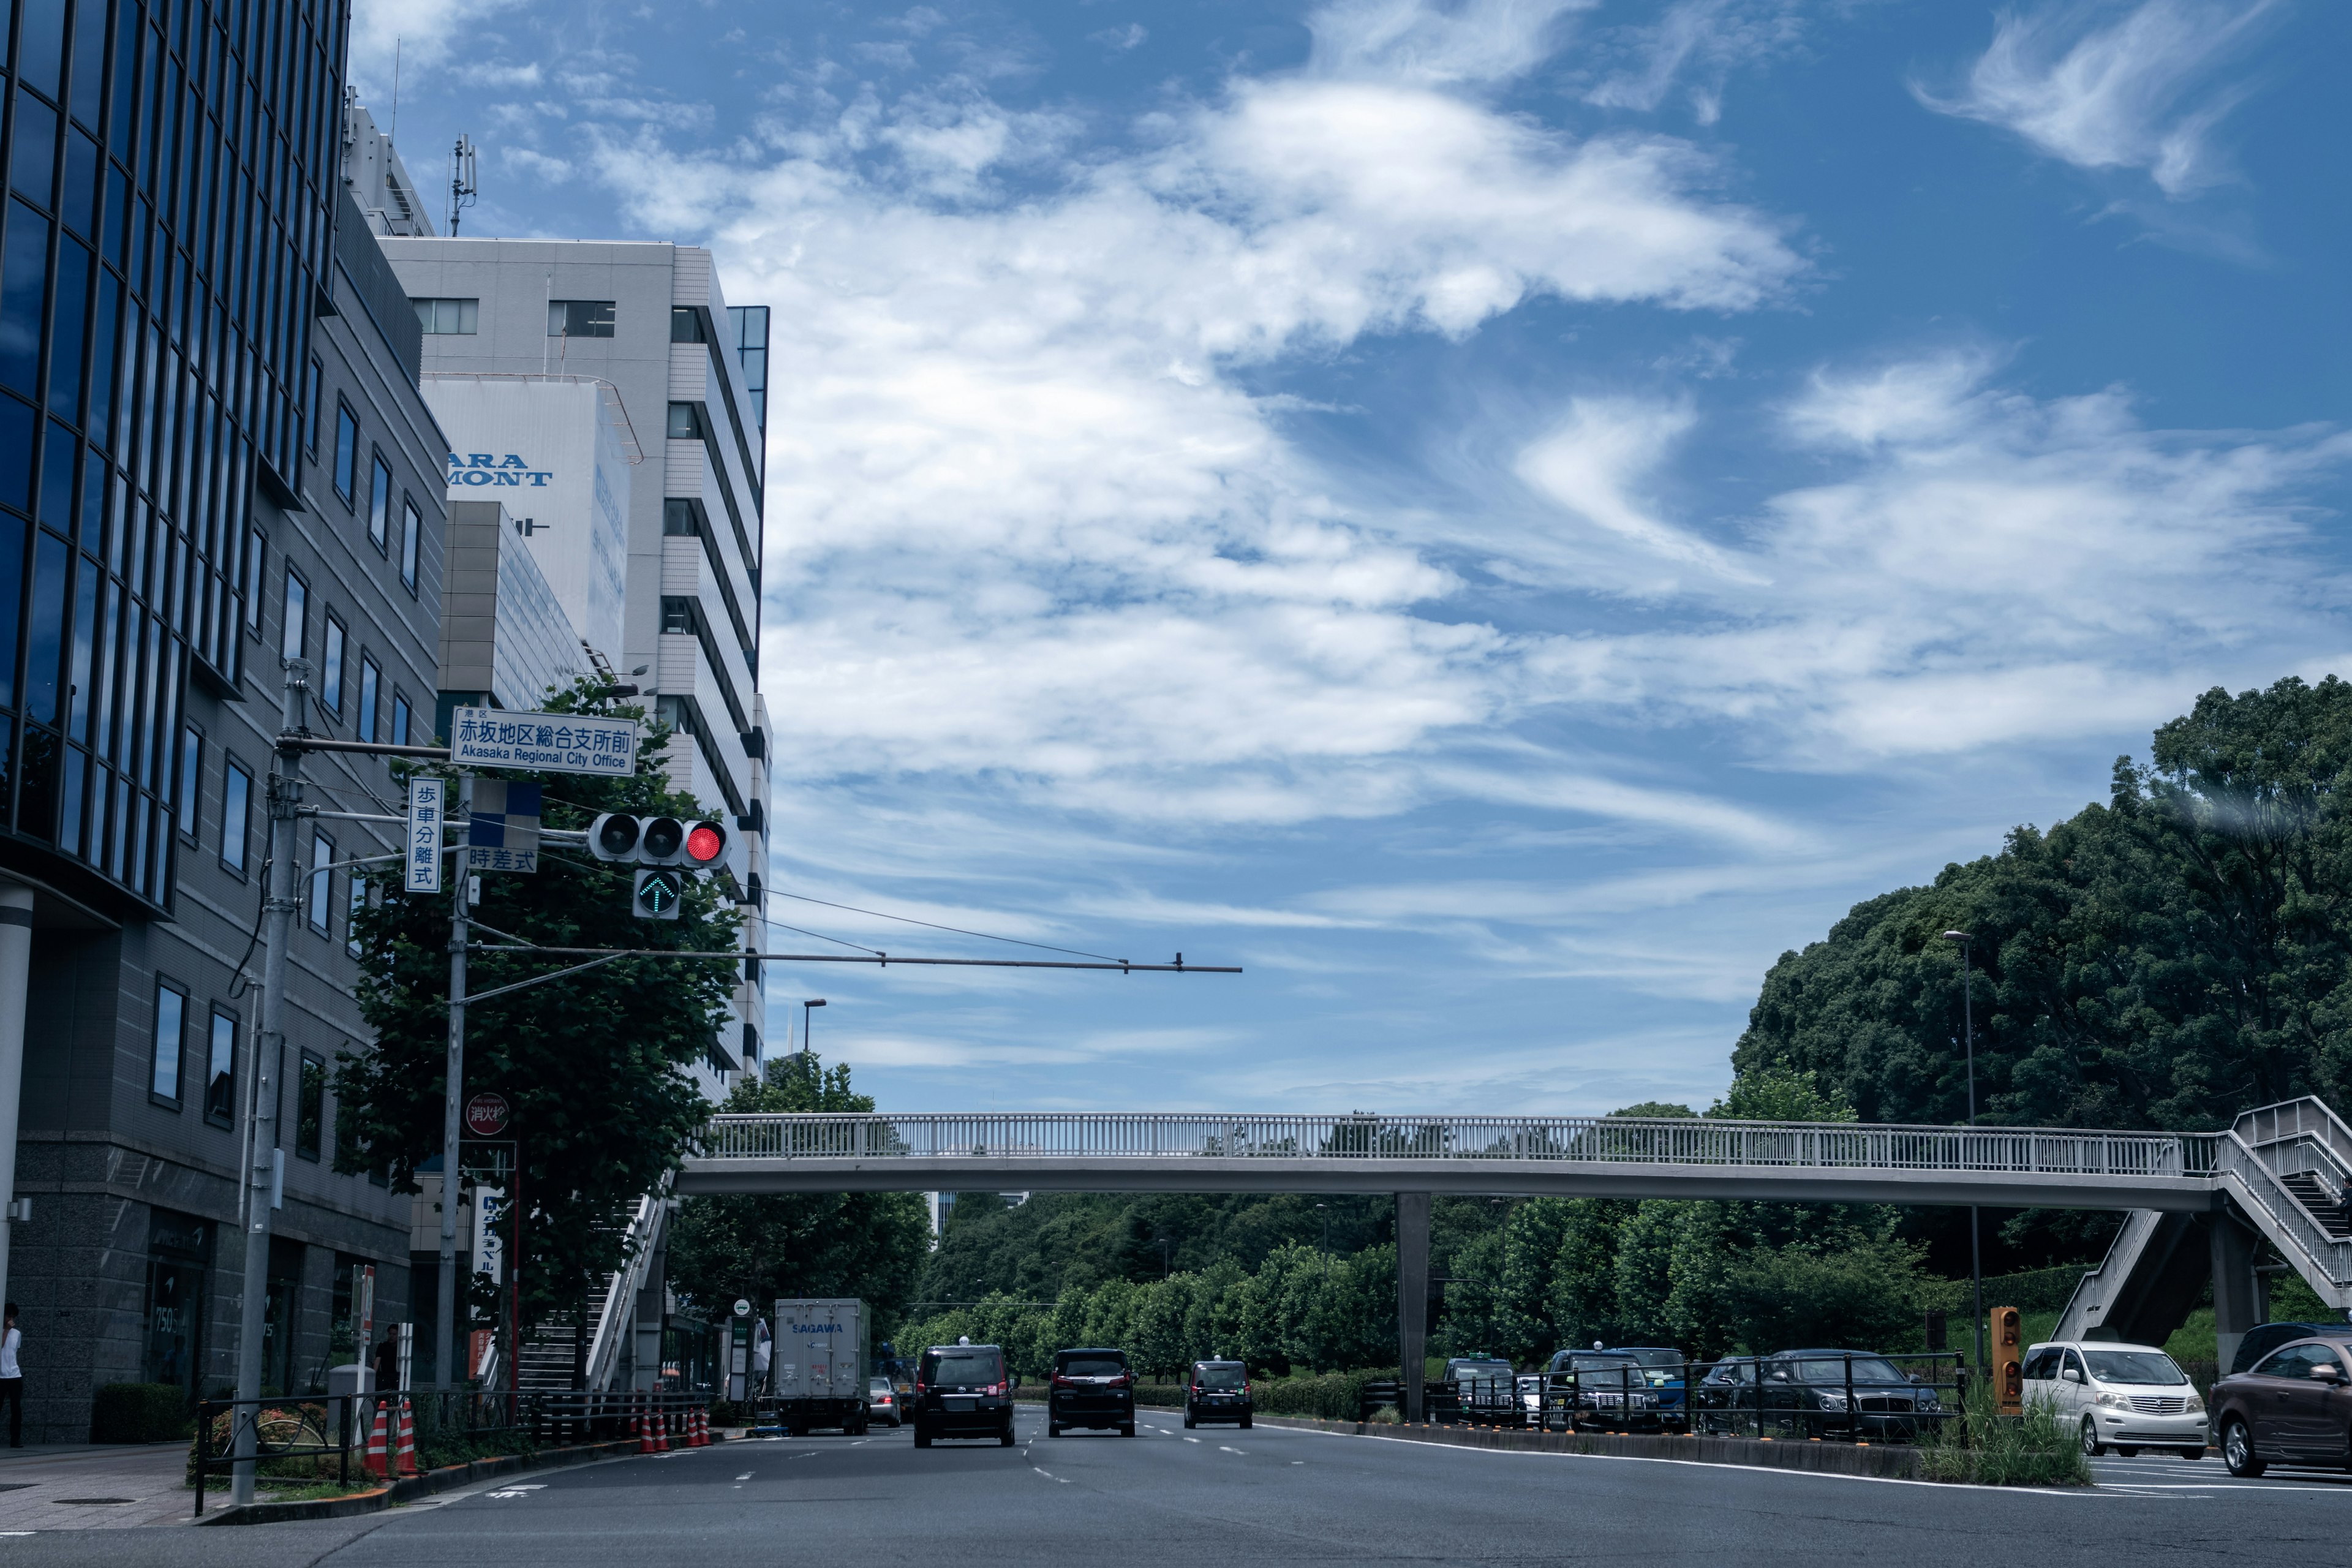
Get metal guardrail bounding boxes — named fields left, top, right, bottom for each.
left=695, top=1112, right=2215, bottom=1177
left=1422, top=1355, right=1961, bottom=1444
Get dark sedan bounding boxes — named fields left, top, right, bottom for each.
left=913, top=1340, right=1016, bottom=1448
left=2210, top=1334, right=2352, bottom=1476
left=1543, top=1350, right=1662, bottom=1430
left=1735, top=1350, right=1940, bottom=1441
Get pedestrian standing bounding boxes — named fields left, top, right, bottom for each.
left=0, top=1303, right=23, bottom=1447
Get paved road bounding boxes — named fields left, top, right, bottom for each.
left=4, top=1406, right=2347, bottom=1565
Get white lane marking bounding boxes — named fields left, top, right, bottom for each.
left=1291, top=1461, right=1305, bottom=1466
left=735, top=1473, right=752, bottom=1481
left=1034, top=1467, right=1053, bottom=1478
left=1183, top=1436, right=1200, bottom=1444
left=1220, top=1446, right=1245, bottom=1455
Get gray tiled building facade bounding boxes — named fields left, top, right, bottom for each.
left=0, top=0, right=445, bottom=1437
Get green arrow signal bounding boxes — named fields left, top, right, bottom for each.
left=632, top=869, right=684, bottom=920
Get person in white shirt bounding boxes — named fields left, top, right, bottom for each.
left=0, top=1302, right=21, bottom=1448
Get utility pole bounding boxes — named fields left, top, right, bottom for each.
left=1943, top=930, right=1985, bottom=1380
left=233, top=660, right=308, bottom=1507
left=436, top=777, right=472, bottom=1391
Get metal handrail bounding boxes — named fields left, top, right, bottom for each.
left=584, top=1194, right=667, bottom=1390
left=695, top=1112, right=2215, bottom=1178
left=2216, top=1134, right=2352, bottom=1298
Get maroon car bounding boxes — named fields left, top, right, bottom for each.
left=2209, top=1335, right=2352, bottom=1476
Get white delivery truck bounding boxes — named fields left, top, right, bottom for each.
left=770, top=1298, right=872, bottom=1434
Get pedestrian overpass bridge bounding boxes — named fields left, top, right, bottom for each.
left=677, top=1098, right=2352, bottom=1404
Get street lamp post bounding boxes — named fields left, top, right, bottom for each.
left=800, top=999, right=826, bottom=1085
left=1943, top=930, right=1984, bottom=1379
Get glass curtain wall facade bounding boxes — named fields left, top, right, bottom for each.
left=1, top=0, right=337, bottom=912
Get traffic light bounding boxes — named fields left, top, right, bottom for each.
left=590, top=813, right=727, bottom=868
left=633, top=868, right=685, bottom=920
left=1990, top=1305, right=2022, bottom=1414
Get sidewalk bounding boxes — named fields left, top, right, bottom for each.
left=0, top=1442, right=195, bottom=1531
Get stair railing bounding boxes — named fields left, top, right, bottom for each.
left=582, top=1193, right=668, bottom=1390
left=2215, top=1127, right=2352, bottom=1308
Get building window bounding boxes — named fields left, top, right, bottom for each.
left=670, top=307, right=704, bottom=344
left=309, top=831, right=334, bottom=935
left=151, top=980, right=187, bottom=1104
left=412, top=297, right=478, bottom=334
left=400, top=496, right=420, bottom=595
left=221, top=758, right=252, bottom=875
left=666, top=402, right=704, bottom=440
left=728, top=304, right=769, bottom=431
left=322, top=614, right=345, bottom=716
left=244, top=528, right=265, bottom=633
left=306, top=358, right=323, bottom=454
left=333, top=401, right=359, bottom=506
left=368, top=452, right=393, bottom=553
left=296, top=1052, right=327, bottom=1161
left=281, top=567, right=307, bottom=661
left=662, top=499, right=700, bottom=537
left=359, top=655, right=381, bottom=742
left=391, top=692, right=412, bottom=748
left=178, top=726, right=202, bottom=844
left=548, top=299, right=615, bottom=338
left=205, top=1010, right=237, bottom=1126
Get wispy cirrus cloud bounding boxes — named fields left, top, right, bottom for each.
left=1914, top=0, right=2282, bottom=197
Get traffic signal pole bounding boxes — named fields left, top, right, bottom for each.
left=232, top=659, right=307, bottom=1508
left=436, top=777, right=472, bottom=1393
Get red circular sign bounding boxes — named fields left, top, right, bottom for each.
left=465, top=1092, right=511, bottom=1138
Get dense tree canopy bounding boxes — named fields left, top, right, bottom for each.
left=1738, top=677, right=2352, bottom=1133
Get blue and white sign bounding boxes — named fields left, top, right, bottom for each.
left=404, top=778, right=446, bottom=894
left=447, top=451, right=553, bottom=488
left=468, top=779, right=541, bottom=873
left=450, top=707, right=638, bottom=778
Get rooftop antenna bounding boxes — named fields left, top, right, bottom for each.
left=447, top=134, right=478, bottom=235
left=390, top=39, right=402, bottom=143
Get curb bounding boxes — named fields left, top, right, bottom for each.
left=192, top=1433, right=689, bottom=1526
left=1243, top=1414, right=1926, bottom=1479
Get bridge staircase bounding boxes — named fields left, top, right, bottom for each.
left=500, top=1195, right=669, bottom=1392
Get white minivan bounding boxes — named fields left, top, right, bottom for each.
left=2021, top=1341, right=2207, bottom=1459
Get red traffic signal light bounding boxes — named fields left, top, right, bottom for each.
left=685, top=821, right=726, bottom=865
left=590, top=812, right=728, bottom=872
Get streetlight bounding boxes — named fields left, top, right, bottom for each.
left=800, top=998, right=826, bottom=1085
left=1942, top=930, right=1983, bottom=1381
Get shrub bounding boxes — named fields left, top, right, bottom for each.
left=1919, top=1378, right=2089, bottom=1487
left=91, top=1383, right=192, bottom=1445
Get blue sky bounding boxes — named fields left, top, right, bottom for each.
left=355, top=0, right=2352, bottom=1115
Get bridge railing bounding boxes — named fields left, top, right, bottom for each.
left=694, top=1112, right=2217, bottom=1177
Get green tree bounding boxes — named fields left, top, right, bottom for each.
left=665, top=1058, right=933, bottom=1334
left=339, top=682, right=737, bottom=1343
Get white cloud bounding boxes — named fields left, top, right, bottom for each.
left=1915, top=0, right=2281, bottom=197
left=1579, top=0, right=1807, bottom=125
left=1513, top=397, right=1762, bottom=586
left=349, top=0, right=529, bottom=90
left=1308, top=0, right=1597, bottom=86
left=1088, top=24, right=1149, bottom=53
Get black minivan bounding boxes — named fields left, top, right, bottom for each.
left=1185, top=1360, right=1253, bottom=1429
left=913, top=1340, right=1016, bottom=1448
left=1048, top=1347, right=1136, bottom=1437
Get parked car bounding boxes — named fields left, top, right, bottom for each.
left=1543, top=1349, right=1661, bottom=1430
left=1747, top=1351, right=1940, bottom=1441
left=1048, top=1347, right=1136, bottom=1437
left=2209, top=1333, right=2352, bottom=1476
left=1444, top=1356, right=1520, bottom=1424
left=2228, top=1322, right=2340, bottom=1376
left=1516, top=1374, right=1545, bottom=1428
left=2022, top=1341, right=2205, bottom=1460
left=1186, top=1360, right=1254, bottom=1429
left=1607, top=1346, right=1692, bottom=1430
left=867, top=1376, right=905, bottom=1428
left=912, top=1339, right=1016, bottom=1448
left=1693, top=1357, right=1761, bottom=1434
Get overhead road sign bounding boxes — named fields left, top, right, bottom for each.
left=405, top=779, right=447, bottom=893
left=469, top=780, right=541, bottom=873
left=450, top=707, right=638, bottom=777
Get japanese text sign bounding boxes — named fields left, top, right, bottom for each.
left=405, top=778, right=446, bottom=894
left=450, top=707, right=638, bottom=778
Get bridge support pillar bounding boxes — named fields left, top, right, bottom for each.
left=1396, top=1191, right=1430, bottom=1422
left=2209, top=1207, right=2260, bottom=1376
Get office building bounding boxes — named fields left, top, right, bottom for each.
left=382, top=235, right=773, bottom=1081
left=0, top=1, right=444, bottom=1436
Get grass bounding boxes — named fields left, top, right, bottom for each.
left=1919, top=1376, right=2090, bottom=1487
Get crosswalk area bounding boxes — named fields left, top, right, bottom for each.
left=2090, top=1453, right=2352, bottom=1498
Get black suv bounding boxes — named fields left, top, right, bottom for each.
left=1049, top=1348, right=1136, bottom=1437
left=913, top=1340, right=1016, bottom=1448
left=1185, top=1360, right=1253, bottom=1429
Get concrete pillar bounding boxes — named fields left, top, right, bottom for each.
left=1396, top=1191, right=1430, bottom=1422
left=2209, top=1207, right=2260, bottom=1378
left=0, top=880, right=33, bottom=1318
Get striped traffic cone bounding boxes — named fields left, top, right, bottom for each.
left=635, top=1401, right=654, bottom=1454
left=688, top=1408, right=706, bottom=1447
left=696, top=1408, right=710, bottom=1446
left=396, top=1398, right=418, bottom=1477
left=654, top=1404, right=671, bottom=1452
left=364, top=1403, right=390, bottom=1479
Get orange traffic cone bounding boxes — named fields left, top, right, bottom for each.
left=696, top=1408, right=710, bottom=1446
left=654, top=1404, right=671, bottom=1452
left=364, top=1403, right=390, bottom=1478
left=687, top=1408, right=704, bottom=1447
left=635, top=1401, right=654, bottom=1454
left=396, top=1398, right=418, bottom=1477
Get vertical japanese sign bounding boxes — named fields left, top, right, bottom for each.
left=468, top=780, right=541, bottom=873
left=473, top=1187, right=507, bottom=1283
left=405, top=778, right=446, bottom=894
